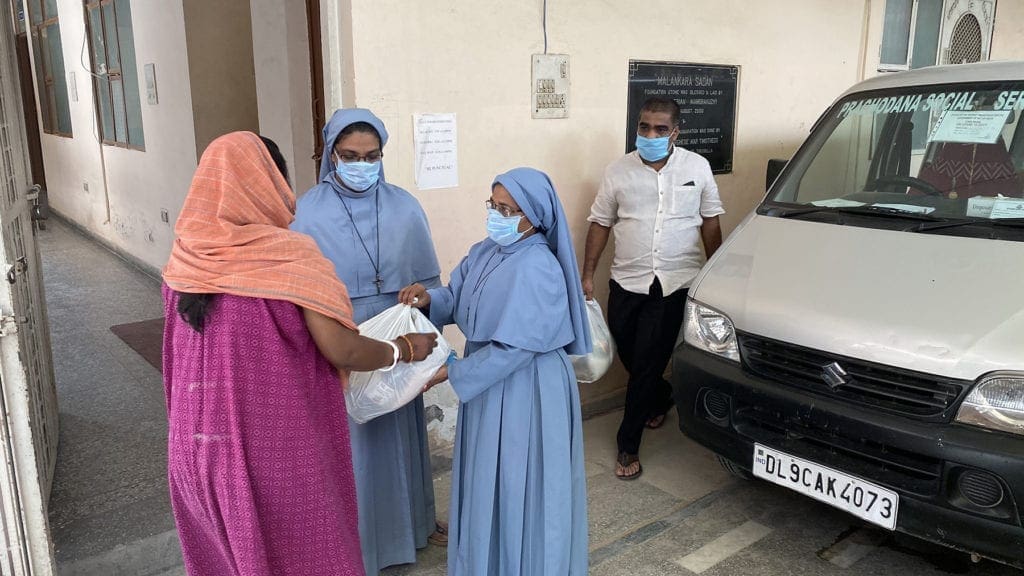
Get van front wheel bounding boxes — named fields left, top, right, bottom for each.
left=716, top=455, right=752, bottom=480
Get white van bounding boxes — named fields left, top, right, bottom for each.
left=672, top=61, right=1024, bottom=567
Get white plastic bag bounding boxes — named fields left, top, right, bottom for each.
left=345, top=304, right=451, bottom=424
left=571, top=299, right=615, bottom=383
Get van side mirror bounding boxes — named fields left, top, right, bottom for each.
left=766, top=158, right=788, bottom=192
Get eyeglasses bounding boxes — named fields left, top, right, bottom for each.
left=333, top=151, right=383, bottom=164
left=485, top=199, right=523, bottom=218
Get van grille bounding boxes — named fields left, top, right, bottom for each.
left=737, top=334, right=968, bottom=419
left=733, top=402, right=942, bottom=496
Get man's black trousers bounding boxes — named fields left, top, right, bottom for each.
left=608, top=277, right=687, bottom=456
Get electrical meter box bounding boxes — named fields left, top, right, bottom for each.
left=532, top=54, right=569, bottom=119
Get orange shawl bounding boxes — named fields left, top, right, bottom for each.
left=163, top=131, right=357, bottom=332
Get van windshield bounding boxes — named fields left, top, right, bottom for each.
left=764, top=82, right=1024, bottom=237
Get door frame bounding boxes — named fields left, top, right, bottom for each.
left=0, top=0, right=58, bottom=573
left=306, top=0, right=325, bottom=173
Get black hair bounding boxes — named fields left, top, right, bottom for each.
left=259, top=135, right=289, bottom=182
left=175, top=134, right=290, bottom=332
left=640, top=97, right=681, bottom=127
left=176, top=292, right=212, bottom=332
left=335, top=121, right=382, bottom=150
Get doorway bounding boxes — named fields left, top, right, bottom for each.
left=306, top=0, right=325, bottom=173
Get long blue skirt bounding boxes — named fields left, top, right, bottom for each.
left=447, top=343, right=588, bottom=575
left=350, top=293, right=436, bottom=574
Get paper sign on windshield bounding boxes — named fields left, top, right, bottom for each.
left=930, top=110, right=1011, bottom=144
left=872, top=204, right=936, bottom=214
left=810, top=198, right=866, bottom=208
left=990, top=198, right=1024, bottom=219
left=966, top=196, right=996, bottom=218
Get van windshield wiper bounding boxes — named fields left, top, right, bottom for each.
left=912, top=217, right=1024, bottom=232
left=769, top=206, right=836, bottom=218
left=773, top=204, right=944, bottom=221
left=991, top=217, right=1024, bottom=227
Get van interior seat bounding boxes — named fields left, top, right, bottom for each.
left=915, top=137, right=1024, bottom=199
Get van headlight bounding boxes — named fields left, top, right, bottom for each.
left=956, top=373, right=1024, bottom=436
left=683, top=299, right=740, bottom=362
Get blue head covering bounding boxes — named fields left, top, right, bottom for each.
left=318, top=108, right=390, bottom=183
left=493, top=168, right=592, bottom=356
left=295, top=108, right=441, bottom=300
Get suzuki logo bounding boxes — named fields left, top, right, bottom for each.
left=821, top=362, right=850, bottom=389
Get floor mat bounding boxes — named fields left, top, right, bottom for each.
left=109, top=317, right=164, bottom=372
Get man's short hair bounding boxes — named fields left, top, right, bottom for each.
left=640, top=97, right=681, bottom=127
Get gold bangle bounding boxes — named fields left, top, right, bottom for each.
left=399, top=335, right=415, bottom=362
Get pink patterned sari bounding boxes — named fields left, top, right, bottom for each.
left=163, top=286, right=364, bottom=576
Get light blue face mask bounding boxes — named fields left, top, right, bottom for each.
left=635, top=134, right=672, bottom=162
left=335, top=160, right=380, bottom=192
left=486, top=208, right=531, bottom=246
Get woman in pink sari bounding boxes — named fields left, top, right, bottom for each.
left=162, top=132, right=437, bottom=576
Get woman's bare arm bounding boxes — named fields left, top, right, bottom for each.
left=302, top=308, right=437, bottom=371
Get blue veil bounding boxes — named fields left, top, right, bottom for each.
left=493, top=168, right=592, bottom=356
left=299, top=108, right=440, bottom=298
left=318, top=108, right=390, bottom=183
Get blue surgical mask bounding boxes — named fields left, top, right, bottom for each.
left=486, top=208, right=528, bottom=246
left=335, top=161, right=380, bottom=191
left=635, top=134, right=672, bottom=162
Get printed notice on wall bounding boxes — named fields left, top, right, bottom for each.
left=413, top=113, right=459, bottom=190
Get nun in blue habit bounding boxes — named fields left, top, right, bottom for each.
left=401, top=167, right=591, bottom=576
left=291, top=108, right=444, bottom=574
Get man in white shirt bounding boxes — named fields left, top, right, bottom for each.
left=583, top=97, right=724, bottom=481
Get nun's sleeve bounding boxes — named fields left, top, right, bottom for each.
left=426, top=255, right=469, bottom=327
left=446, top=343, right=535, bottom=403
left=447, top=247, right=575, bottom=402
left=420, top=275, right=443, bottom=329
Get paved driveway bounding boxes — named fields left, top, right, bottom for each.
left=386, top=409, right=1019, bottom=575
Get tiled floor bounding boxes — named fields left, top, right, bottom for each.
left=38, top=219, right=179, bottom=575
left=386, top=408, right=1019, bottom=576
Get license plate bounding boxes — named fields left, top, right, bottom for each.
left=752, top=443, right=899, bottom=530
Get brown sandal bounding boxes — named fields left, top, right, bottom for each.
left=615, top=452, right=642, bottom=481
left=428, top=520, right=448, bottom=546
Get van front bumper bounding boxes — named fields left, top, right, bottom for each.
left=671, top=344, right=1024, bottom=568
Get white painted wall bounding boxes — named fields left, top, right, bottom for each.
left=991, top=0, right=1024, bottom=60
left=250, top=0, right=318, bottom=194
left=32, top=0, right=196, bottom=272
left=320, top=0, right=354, bottom=112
